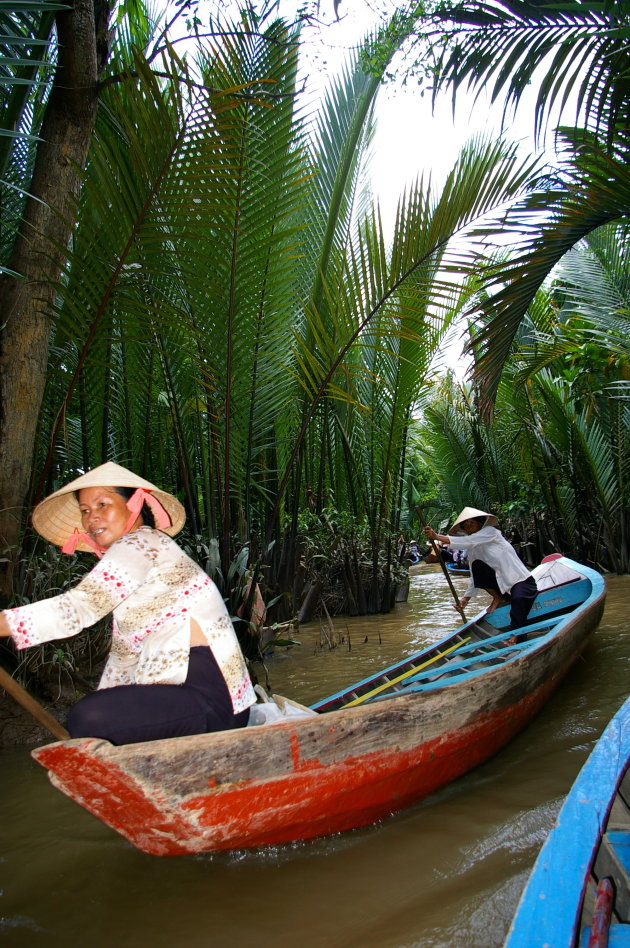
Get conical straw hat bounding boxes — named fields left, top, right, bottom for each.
left=449, top=506, right=498, bottom=536
left=32, top=462, right=186, bottom=551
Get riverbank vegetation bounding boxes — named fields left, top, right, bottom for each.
left=415, top=225, right=630, bottom=573
left=0, top=0, right=628, bottom=697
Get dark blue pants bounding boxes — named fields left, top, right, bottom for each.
left=471, top=561, right=538, bottom=631
left=68, top=646, right=250, bottom=745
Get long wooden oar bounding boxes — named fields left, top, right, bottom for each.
left=415, top=506, right=467, bottom=620
left=0, top=664, right=69, bottom=741
left=342, top=636, right=471, bottom=708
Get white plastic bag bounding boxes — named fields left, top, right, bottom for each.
left=247, top=685, right=317, bottom=727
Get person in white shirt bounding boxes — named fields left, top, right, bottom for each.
left=424, top=506, right=537, bottom=639
left=0, top=462, right=256, bottom=744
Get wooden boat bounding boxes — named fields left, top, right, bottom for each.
left=505, top=694, right=630, bottom=948
left=446, top=561, right=470, bottom=575
left=32, top=554, right=605, bottom=857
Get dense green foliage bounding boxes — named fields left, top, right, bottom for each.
left=1, top=1, right=544, bottom=626
left=419, top=0, right=630, bottom=405
left=1, top=0, right=628, bottom=697
left=415, top=223, right=630, bottom=572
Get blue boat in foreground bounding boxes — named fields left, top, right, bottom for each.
left=505, top=695, right=630, bottom=948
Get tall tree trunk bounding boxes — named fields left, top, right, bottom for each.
left=0, top=0, right=112, bottom=603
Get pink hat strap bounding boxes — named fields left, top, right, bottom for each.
left=61, top=528, right=107, bottom=558
left=123, top=488, right=171, bottom=533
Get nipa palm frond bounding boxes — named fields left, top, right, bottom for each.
left=428, top=0, right=630, bottom=144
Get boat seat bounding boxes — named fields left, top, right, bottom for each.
left=619, top=769, right=630, bottom=814
left=481, top=578, right=592, bottom=631
left=593, top=830, right=630, bottom=922
left=579, top=923, right=630, bottom=946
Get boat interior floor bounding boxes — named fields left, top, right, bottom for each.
left=391, top=623, right=556, bottom=694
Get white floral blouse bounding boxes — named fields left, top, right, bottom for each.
left=4, top=527, right=256, bottom=713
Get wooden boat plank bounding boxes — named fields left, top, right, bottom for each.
left=442, top=619, right=559, bottom=656
left=403, top=619, right=561, bottom=678
left=399, top=642, right=552, bottom=694
left=396, top=622, right=581, bottom=695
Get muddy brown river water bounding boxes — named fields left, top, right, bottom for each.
left=1, top=566, right=629, bottom=948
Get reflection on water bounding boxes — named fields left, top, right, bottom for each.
left=1, top=566, right=629, bottom=948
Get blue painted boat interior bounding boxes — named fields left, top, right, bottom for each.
left=311, top=557, right=604, bottom=713
left=506, top=695, right=630, bottom=948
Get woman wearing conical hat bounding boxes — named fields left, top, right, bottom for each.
left=423, top=507, right=537, bottom=639
left=0, top=462, right=256, bottom=745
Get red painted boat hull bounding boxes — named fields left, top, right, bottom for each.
left=32, top=566, right=605, bottom=857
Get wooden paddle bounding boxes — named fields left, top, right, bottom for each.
left=0, top=664, right=69, bottom=741
left=415, top=506, right=467, bottom=621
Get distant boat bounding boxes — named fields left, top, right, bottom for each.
left=505, top=694, right=630, bottom=948
left=32, top=555, right=605, bottom=857
left=446, top=561, right=470, bottom=575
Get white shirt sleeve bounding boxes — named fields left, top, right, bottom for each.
left=4, top=537, right=150, bottom=650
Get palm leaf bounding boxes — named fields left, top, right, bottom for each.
left=428, top=0, right=630, bottom=143
left=466, top=136, right=630, bottom=409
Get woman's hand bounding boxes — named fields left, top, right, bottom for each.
left=454, top=595, right=470, bottom=617
left=0, top=611, right=12, bottom=638
left=424, top=525, right=449, bottom=544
